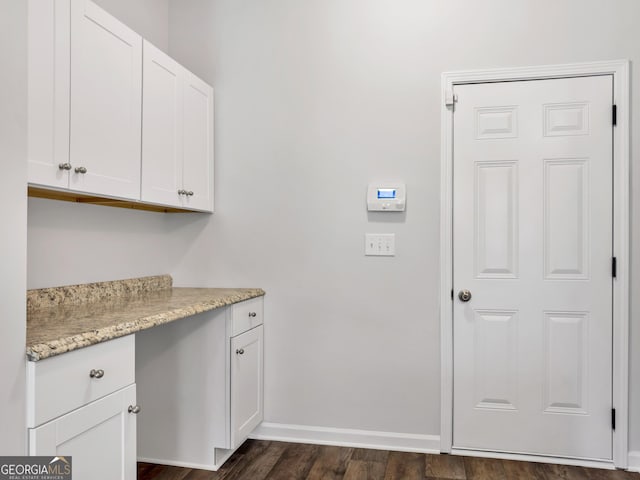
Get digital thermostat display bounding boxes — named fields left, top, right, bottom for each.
left=377, top=189, right=397, bottom=199
left=367, top=183, right=406, bottom=212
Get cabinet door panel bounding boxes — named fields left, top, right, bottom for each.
left=182, top=73, right=214, bottom=212
left=69, top=0, right=142, bottom=199
left=29, top=385, right=136, bottom=480
left=27, top=0, right=70, bottom=188
left=141, top=40, right=183, bottom=207
left=230, top=326, right=263, bottom=448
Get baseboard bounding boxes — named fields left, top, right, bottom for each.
left=248, top=422, right=440, bottom=453
left=137, top=456, right=218, bottom=472
left=451, top=448, right=614, bottom=470
left=628, top=451, right=640, bottom=472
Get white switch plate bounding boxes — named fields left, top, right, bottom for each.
left=365, top=234, right=395, bottom=256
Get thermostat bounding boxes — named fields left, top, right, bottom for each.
left=367, top=183, right=406, bottom=211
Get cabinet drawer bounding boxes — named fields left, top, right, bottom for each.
left=230, top=297, right=264, bottom=337
left=27, top=335, right=135, bottom=427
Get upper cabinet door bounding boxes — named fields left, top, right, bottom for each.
left=141, top=41, right=184, bottom=208
left=182, top=73, right=214, bottom=212
left=27, top=0, right=71, bottom=188
left=69, top=0, right=142, bottom=200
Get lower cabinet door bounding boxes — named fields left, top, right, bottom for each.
left=29, top=384, right=137, bottom=480
left=230, top=325, right=263, bottom=448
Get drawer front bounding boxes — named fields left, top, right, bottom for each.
left=231, top=297, right=264, bottom=336
left=28, top=335, right=135, bottom=427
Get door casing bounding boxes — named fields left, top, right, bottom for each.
left=439, top=60, right=630, bottom=469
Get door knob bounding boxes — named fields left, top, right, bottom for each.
left=458, top=290, right=472, bottom=302
left=89, top=369, right=105, bottom=378
left=236, top=348, right=245, bottom=355
left=128, top=405, right=141, bottom=414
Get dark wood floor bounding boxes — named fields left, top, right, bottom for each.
left=138, top=440, right=639, bottom=480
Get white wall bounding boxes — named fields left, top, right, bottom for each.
left=93, top=0, right=169, bottom=52
left=0, top=0, right=28, bottom=454
left=168, top=0, right=640, bottom=447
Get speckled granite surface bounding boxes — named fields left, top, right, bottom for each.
left=27, top=276, right=265, bottom=361
left=27, top=275, right=173, bottom=312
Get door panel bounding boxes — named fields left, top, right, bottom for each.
left=30, top=385, right=136, bottom=480
left=230, top=325, right=263, bottom=448
left=27, top=0, right=70, bottom=188
left=141, top=40, right=184, bottom=207
left=182, top=73, right=214, bottom=211
left=453, top=75, right=612, bottom=460
left=69, top=0, right=142, bottom=199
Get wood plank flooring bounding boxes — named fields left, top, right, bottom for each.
left=138, top=440, right=639, bottom=480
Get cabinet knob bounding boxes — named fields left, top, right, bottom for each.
left=58, top=163, right=72, bottom=171
left=187, top=191, right=194, bottom=196
left=178, top=189, right=186, bottom=195
left=128, top=405, right=141, bottom=414
left=236, top=348, right=245, bottom=355
left=248, top=312, right=257, bottom=318
left=74, top=166, right=87, bottom=174
left=89, top=369, right=104, bottom=379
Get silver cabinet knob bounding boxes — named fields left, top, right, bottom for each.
left=74, top=166, right=87, bottom=174
left=458, top=290, right=472, bottom=302
left=187, top=191, right=194, bottom=196
left=178, top=189, right=186, bottom=195
left=89, top=369, right=105, bottom=379
left=58, top=163, right=72, bottom=171
left=128, top=405, right=141, bottom=414
left=248, top=312, right=257, bottom=318
left=236, top=348, right=245, bottom=355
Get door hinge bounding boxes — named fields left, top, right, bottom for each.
left=445, top=91, right=458, bottom=107
left=612, top=257, right=617, bottom=278
left=612, top=105, right=617, bottom=126
left=612, top=408, right=616, bottom=430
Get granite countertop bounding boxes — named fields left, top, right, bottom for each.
left=27, top=275, right=265, bottom=361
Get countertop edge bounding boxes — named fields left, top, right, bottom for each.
left=27, top=289, right=265, bottom=362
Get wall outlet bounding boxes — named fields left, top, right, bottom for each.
left=365, top=234, right=395, bottom=256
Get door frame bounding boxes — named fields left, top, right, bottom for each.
left=439, top=60, right=630, bottom=468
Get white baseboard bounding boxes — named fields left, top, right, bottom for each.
left=628, top=451, right=640, bottom=472
left=137, top=456, right=218, bottom=472
left=248, top=422, right=440, bottom=453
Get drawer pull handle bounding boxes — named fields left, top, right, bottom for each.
left=236, top=348, right=245, bottom=355
left=128, top=405, right=141, bottom=414
left=248, top=312, right=257, bottom=318
left=89, top=369, right=104, bottom=379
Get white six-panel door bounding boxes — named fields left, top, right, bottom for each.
left=452, top=76, right=613, bottom=460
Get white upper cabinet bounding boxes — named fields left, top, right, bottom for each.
left=69, top=0, right=142, bottom=200
left=27, top=0, right=70, bottom=188
left=141, top=41, right=184, bottom=208
left=142, top=41, right=214, bottom=212
left=27, top=0, right=213, bottom=211
left=182, top=73, right=214, bottom=212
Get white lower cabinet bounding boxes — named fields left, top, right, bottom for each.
left=27, top=335, right=138, bottom=480
left=29, top=385, right=137, bottom=480
left=136, top=297, right=264, bottom=470
left=231, top=326, right=264, bottom=448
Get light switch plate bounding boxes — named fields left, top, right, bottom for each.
left=365, top=234, right=395, bottom=256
